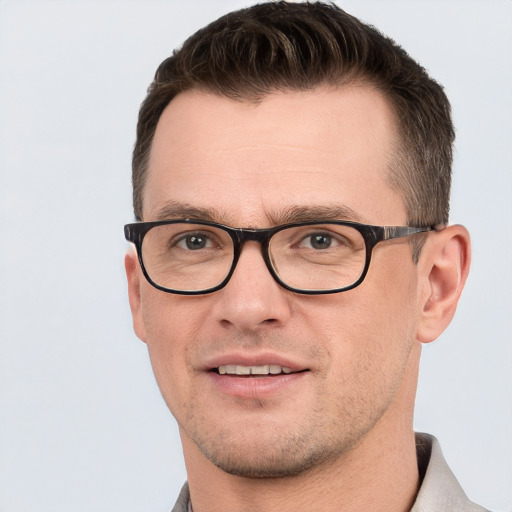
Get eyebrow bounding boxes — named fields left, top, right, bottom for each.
left=153, top=201, right=222, bottom=222
left=268, top=205, right=366, bottom=225
left=152, top=201, right=366, bottom=226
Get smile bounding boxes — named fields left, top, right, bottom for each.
left=207, top=361, right=311, bottom=398
left=216, top=364, right=295, bottom=376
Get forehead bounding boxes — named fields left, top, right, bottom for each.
left=144, top=86, right=405, bottom=226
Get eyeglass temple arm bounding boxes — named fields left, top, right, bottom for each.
left=382, top=225, right=440, bottom=241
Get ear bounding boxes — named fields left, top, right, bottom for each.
left=124, top=250, right=148, bottom=343
left=416, top=225, right=471, bottom=344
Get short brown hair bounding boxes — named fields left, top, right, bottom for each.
left=132, top=1, right=454, bottom=241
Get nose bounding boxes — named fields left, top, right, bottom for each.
left=212, top=241, right=293, bottom=333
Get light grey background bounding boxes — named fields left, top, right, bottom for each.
left=0, top=1, right=510, bottom=511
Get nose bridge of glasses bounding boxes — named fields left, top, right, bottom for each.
left=236, top=228, right=272, bottom=246
left=231, top=228, right=275, bottom=279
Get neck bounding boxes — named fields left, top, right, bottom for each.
left=182, top=344, right=421, bottom=512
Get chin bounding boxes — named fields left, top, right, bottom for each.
left=193, top=428, right=350, bottom=479
left=203, top=448, right=329, bottom=479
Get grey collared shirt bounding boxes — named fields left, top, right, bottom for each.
left=411, top=433, right=489, bottom=512
left=170, top=433, right=489, bottom=512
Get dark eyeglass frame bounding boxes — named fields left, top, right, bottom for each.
left=124, top=219, right=437, bottom=295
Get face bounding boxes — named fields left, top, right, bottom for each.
left=126, top=86, right=423, bottom=478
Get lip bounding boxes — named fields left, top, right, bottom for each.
left=202, top=351, right=310, bottom=399
left=208, top=371, right=308, bottom=398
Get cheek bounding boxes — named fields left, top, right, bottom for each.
left=309, top=251, right=419, bottom=388
left=362, top=244, right=420, bottom=324
left=138, top=287, right=206, bottom=408
left=140, top=283, right=209, bottom=346
left=354, top=258, right=418, bottom=377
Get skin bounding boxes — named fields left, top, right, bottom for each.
left=125, top=86, right=470, bottom=511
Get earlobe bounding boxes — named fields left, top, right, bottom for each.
left=124, top=250, right=148, bottom=343
left=417, top=225, right=471, bottom=344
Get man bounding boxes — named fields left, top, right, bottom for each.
left=124, top=2, right=485, bottom=511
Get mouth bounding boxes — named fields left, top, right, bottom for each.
left=212, top=365, right=308, bottom=377
left=206, top=358, right=310, bottom=398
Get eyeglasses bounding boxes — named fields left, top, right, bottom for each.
left=124, top=219, right=436, bottom=295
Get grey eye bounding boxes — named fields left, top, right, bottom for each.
left=308, top=234, right=332, bottom=249
left=174, top=232, right=215, bottom=250
left=185, top=234, right=208, bottom=250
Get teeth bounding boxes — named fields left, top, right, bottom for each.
left=217, top=364, right=294, bottom=375
left=251, top=365, right=269, bottom=375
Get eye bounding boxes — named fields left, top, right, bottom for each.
left=175, top=232, right=215, bottom=250
left=308, top=233, right=332, bottom=249
left=299, top=232, right=340, bottom=250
